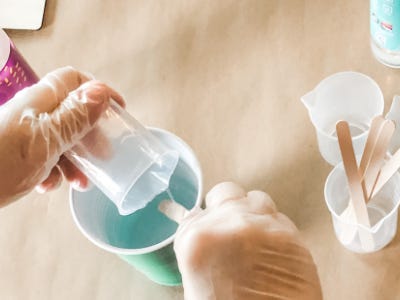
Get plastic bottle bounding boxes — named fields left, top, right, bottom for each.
left=0, top=29, right=38, bottom=104
left=370, top=0, right=400, bottom=67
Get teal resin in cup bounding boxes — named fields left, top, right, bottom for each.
left=70, top=128, right=203, bottom=286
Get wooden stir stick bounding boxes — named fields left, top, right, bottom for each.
left=339, top=119, right=395, bottom=245
left=341, top=118, right=394, bottom=215
left=358, top=116, right=386, bottom=198
left=363, top=119, right=395, bottom=201
left=158, top=200, right=189, bottom=224
left=336, top=121, right=374, bottom=250
left=339, top=117, right=386, bottom=243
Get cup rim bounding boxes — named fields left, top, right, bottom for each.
left=324, top=161, right=400, bottom=233
left=69, top=127, right=203, bottom=255
left=307, top=71, right=384, bottom=140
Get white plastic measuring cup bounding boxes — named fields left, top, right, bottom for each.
left=324, top=162, right=400, bottom=253
left=66, top=101, right=179, bottom=216
left=302, top=72, right=384, bottom=165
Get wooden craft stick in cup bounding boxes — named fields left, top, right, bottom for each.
left=158, top=200, right=189, bottom=224
left=340, top=119, right=394, bottom=214
left=340, top=117, right=385, bottom=242
left=364, top=120, right=395, bottom=200
left=336, top=121, right=374, bottom=250
left=359, top=116, right=385, bottom=197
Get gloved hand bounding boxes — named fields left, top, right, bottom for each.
left=174, top=182, right=323, bottom=300
left=0, top=66, right=124, bottom=206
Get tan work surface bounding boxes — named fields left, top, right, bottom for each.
left=2, top=1, right=400, bottom=299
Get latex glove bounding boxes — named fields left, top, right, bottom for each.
left=0, top=66, right=124, bottom=206
left=174, top=182, right=322, bottom=300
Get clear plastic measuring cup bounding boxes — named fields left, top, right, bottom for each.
left=66, top=101, right=179, bottom=216
left=324, top=162, right=400, bottom=253
left=302, top=72, right=384, bottom=165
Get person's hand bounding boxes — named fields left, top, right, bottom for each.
left=0, top=66, right=124, bottom=207
left=174, top=182, right=323, bottom=300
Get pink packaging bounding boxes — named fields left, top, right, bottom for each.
left=0, top=29, right=39, bottom=105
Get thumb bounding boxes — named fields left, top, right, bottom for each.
left=12, top=66, right=90, bottom=114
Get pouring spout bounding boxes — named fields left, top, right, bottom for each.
left=301, top=90, right=316, bottom=111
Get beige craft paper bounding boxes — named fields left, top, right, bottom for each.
left=5, top=2, right=400, bottom=299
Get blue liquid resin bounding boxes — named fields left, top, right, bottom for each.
left=100, top=158, right=198, bottom=249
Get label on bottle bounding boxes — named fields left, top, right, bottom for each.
left=371, top=0, right=400, bottom=51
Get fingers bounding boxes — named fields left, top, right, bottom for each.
left=14, top=67, right=125, bottom=158
left=58, top=155, right=89, bottom=190
left=35, top=156, right=90, bottom=193
left=274, top=212, right=299, bottom=233
left=205, top=182, right=246, bottom=208
left=46, top=80, right=124, bottom=154
left=25, top=66, right=91, bottom=114
left=35, top=166, right=62, bottom=193
left=256, top=212, right=299, bottom=235
left=19, top=66, right=124, bottom=114
left=108, top=86, right=125, bottom=108
left=205, top=182, right=277, bottom=215
left=245, top=190, right=277, bottom=214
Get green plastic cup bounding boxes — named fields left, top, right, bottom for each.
left=70, top=128, right=203, bottom=286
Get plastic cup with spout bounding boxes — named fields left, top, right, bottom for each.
left=301, top=72, right=384, bottom=165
